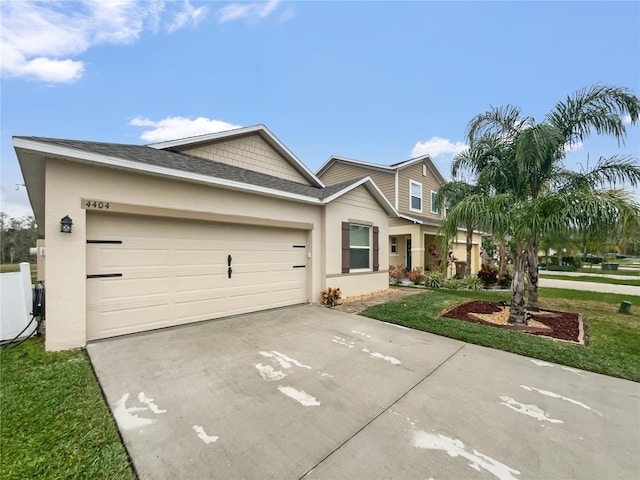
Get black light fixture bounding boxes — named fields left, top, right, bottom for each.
left=60, top=215, right=73, bottom=233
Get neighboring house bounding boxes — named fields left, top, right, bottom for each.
left=316, top=155, right=481, bottom=276
left=14, top=125, right=395, bottom=350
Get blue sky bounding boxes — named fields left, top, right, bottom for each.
left=2, top=0, right=639, bottom=218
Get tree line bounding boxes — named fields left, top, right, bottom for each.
left=0, top=213, right=41, bottom=264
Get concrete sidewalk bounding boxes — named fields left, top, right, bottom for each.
left=88, top=305, right=640, bottom=479
left=538, top=277, right=640, bottom=296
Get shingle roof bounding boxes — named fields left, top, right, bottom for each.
left=15, top=136, right=363, bottom=200
left=399, top=212, right=442, bottom=227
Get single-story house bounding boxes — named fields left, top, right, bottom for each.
left=14, top=125, right=396, bottom=350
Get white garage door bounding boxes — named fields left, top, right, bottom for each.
left=86, top=213, right=308, bottom=340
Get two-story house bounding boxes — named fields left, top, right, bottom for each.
left=317, top=155, right=481, bottom=276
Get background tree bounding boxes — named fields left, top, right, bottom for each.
left=0, top=213, right=40, bottom=264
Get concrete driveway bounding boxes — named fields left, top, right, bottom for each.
left=88, top=305, right=639, bottom=480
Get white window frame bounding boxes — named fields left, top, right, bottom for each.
left=349, top=224, right=371, bottom=271
left=431, top=191, right=438, bottom=214
left=410, top=180, right=423, bottom=213
left=390, top=236, right=398, bottom=255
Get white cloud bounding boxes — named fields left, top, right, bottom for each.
left=168, top=1, right=208, bottom=33
left=218, top=0, right=281, bottom=23
left=563, top=141, right=583, bottom=153
left=130, top=116, right=242, bottom=142
left=0, top=184, right=35, bottom=219
left=0, top=0, right=208, bottom=83
left=623, top=114, right=632, bottom=125
left=411, top=136, right=468, bottom=158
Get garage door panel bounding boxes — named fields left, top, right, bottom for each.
left=175, top=276, right=226, bottom=292
left=88, top=248, right=171, bottom=270
left=88, top=305, right=172, bottom=340
left=87, top=213, right=308, bottom=340
left=174, top=248, right=226, bottom=264
left=88, top=277, right=170, bottom=303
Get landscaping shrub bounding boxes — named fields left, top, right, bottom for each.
left=425, top=271, right=445, bottom=288
left=547, top=264, right=577, bottom=272
left=497, top=272, right=512, bottom=289
left=442, top=278, right=456, bottom=289
left=477, top=264, right=498, bottom=287
left=408, top=267, right=424, bottom=285
left=320, top=287, right=342, bottom=306
left=583, top=255, right=603, bottom=264
left=389, top=263, right=407, bottom=284
left=458, top=276, right=484, bottom=290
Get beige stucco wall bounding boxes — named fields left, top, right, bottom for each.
left=323, top=185, right=390, bottom=298
left=450, top=230, right=482, bottom=276
left=176, top=134, right=310, bottom=185
left=319, top=162, right=396, bottom=206
left=43, top=159, right=325, bottom=350
left=397, top=162, right=442, bottom=218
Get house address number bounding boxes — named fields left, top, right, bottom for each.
left=85, top=200, right=110, bottom=209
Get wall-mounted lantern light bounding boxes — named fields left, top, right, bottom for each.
left=60, top=215, right=73, bottom=233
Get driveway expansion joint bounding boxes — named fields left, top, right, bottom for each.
left=297, top=342, right=468, bottom=479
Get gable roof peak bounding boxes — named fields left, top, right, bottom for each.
left=146, top=124, right=323, bottom=188
left=316, top=153, right=446, bottom=184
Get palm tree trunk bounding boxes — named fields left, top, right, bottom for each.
left=498, top=238, right=507, bottom=280
left=509, top=243, right=526, bottom=325
left=526, top=236, right=539, bottom=311
left=465, top=228, right=472, bottom=276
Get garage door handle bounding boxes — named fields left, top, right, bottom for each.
left=228, top=267, right=232, bottom=279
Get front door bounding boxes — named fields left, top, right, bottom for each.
left=406, top=238, right=412, bottom=270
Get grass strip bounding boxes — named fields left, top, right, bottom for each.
left=540, top=274, right=640, bottom=287
left=0, top=337, right=136, bottom=480
left=361, top=288, right=640, bottom=382
left=577, top=267, right=640, bottom=276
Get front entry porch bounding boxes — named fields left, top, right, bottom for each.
left=388, top=222, right=481, bottom=277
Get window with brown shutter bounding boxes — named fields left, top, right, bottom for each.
left=373, top=226, right=379, bottom=271
left=341, top=222, right=350, bottom=273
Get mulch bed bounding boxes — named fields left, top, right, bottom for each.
left=442, top=300, right=585, bottom=344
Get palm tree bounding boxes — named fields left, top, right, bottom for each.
left=466, top=84, right=640, bottom=310
left=451, top=120, right=522, bottom=282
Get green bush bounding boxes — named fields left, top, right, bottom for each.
left=443, top=278, right=459, bottom=289
left=497, top=272, right=512, bottom=289
left=425, top=271, right=445, bottom=288
left=547, top=264, right=577, bottom=272
left=458, top=276, right=484, bottom=290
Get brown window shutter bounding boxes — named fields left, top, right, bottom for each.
left=373, top=226, right=379, bottom=271
left=342, top=222, right=350, bottom=273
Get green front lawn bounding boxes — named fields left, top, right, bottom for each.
left=361, top=287, right=640, bottom=382
left=0, top=338, right=136, bottom=480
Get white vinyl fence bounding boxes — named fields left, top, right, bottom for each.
left=0, top=262, right=35, bottom=341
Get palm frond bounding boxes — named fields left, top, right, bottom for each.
left=547, top=84, right=640, bottom=147
left=465, top=105, right=529, bottom=144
